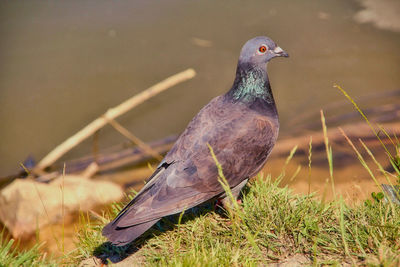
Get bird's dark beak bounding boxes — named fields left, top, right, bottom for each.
left=273, top=46, right=289, bottom=57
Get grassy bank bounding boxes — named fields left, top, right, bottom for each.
left=71, top=173, right=399, bottom=266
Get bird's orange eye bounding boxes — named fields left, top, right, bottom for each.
left=258, top=45, right=267, bottom=53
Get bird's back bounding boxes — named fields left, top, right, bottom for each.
left=163, top=94, right=279, bottom=189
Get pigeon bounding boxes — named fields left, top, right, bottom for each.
left=102, top=36, right=289, bottom=246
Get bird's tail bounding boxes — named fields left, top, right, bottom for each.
left=102, top=218, right=159, bottom=246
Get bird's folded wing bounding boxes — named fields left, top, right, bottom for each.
left=112, top=96, right=278, bottom=228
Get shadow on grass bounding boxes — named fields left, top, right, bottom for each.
left=92, top=220, right=181, bottom=264
left=91, top=191, right=247, bottom=265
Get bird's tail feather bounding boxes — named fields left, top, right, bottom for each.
left=102, top=218, right=159, bottom=246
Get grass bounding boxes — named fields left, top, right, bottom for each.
left=0, top=231, right=56, bottom=267
left=71, top=173, right=400, bottom=266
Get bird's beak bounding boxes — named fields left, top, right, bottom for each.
left=273, top=46, right=289, bottom=57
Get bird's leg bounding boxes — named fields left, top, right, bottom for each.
left=216, top=178, right=248, bottom=209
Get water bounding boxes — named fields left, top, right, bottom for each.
left=0, top=0, right=399, bottom=177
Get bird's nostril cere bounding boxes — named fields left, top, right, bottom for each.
left=273, top=46, right=289, bottom=57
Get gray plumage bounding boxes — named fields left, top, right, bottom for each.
left=103, top=36, right=288, bottom=246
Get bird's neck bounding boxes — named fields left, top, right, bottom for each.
left=226, top=62, right=275, bottom=105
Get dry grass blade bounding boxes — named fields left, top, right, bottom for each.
left=61, top=163, right=65, bottom=255
left=308, top=136, right=313, bottom=195
left=277, top=145, right=298, bottom=183
left=19, top=163, right=62, bottom=252
left=320, top=110, right=335, bottom=199
left=338, top=128, right=381, bottom=190
left=334, top=84, right=393, bottom=161
left=359, top=139, right=400, bottom=210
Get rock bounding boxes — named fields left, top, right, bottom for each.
left=78, top=257, right=103, bottom=267
left=0, top=175, right=124, bottom=238
left=354, top=0, right=400, bottom=33
left=271, top=254, right=311, bottom=267
left=79, top=253, right=145, bottom=267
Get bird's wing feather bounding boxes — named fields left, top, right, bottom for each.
left=111, top=96, right=279, bottom=228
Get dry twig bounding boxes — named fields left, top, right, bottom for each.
left=34, top=68, right=196, bottom=173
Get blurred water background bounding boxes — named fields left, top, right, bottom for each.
left=0, top=0, right=399, bottom=177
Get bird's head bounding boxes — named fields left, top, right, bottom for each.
left=238, top=36, right=288, bottom=66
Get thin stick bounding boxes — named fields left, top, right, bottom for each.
left=92, top=130, right=100, bottom=164
left=81, top=162, right=99, bottom=178
left=34, top=69, right=196, bottom=172
left=105, top=117, right=163, bottom=161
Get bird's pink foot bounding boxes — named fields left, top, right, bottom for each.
left=215, top=198, right=223, bottom=209
left=215, top=198, right=242, bottom=210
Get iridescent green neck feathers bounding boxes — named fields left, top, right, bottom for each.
left=227, top=64, right=274, bottom=104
